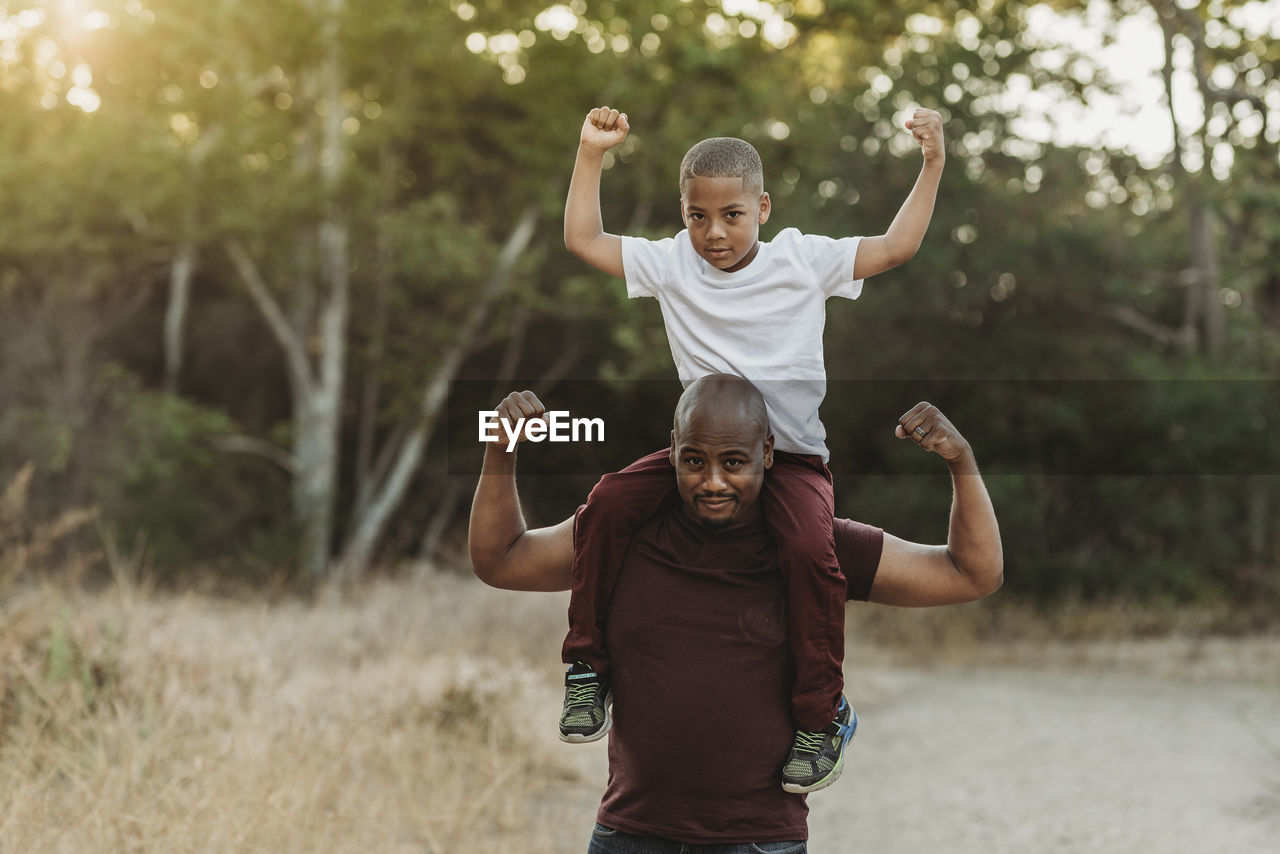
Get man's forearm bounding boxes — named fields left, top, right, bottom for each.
left=467, top=446, right=526, bottom=576
left=944, top=448, right=1003, bottom=593
left=881, top=159, right=943, bottom=264
left=564, top=145, right=607, bottom=253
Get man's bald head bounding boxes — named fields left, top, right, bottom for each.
left=672, top=374, right=770, bottom=445
left=669, top=375, right=774, bottom=532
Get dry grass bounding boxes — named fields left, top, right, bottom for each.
left=4, top=570, right=1276, bottom=854
left=0, top=571, right=589, bottom=854
left=3, top=455, right=1276, bottom=854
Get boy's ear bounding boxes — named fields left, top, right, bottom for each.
left=758, top=192, right=771, bottom=225
left=679, top=198, right=689, bottom=227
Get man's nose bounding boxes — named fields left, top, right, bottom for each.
left=703, top=465, right=729, bottom=491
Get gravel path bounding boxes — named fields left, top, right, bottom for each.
left=806, top=663, right=1280, bottom=854
left=546, top=651, right=1280, bottom=853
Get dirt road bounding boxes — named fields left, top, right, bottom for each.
left=806, top=661, right=1280, bottom=853
left=548, top=650, right=1280, bottom=853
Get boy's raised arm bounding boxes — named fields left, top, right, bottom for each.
left=852, top=107, right=947, bottom=280
left=564, top=106, right=630, bottom=280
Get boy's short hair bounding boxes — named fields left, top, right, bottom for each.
left=679, top=137, right=764, bottom=197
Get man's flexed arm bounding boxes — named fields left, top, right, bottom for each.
left=867, top=402, right=1004, bottom=607
left=564, top=106, right=630, bottom=280
left=852, top=108, right=946, bottom=280
left=468, top=391, right=574, bottom=592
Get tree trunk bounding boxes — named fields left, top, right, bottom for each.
left=332, top=202, right=541, bottom=583
left=225, top=0, right=348, bottom=580
left=163, top=238, right=196, bottom=396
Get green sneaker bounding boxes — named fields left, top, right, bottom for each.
left=558, top=661, right=612, bottom=743
left=781, top=695, right=856, bottom=793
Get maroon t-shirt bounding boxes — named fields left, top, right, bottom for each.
left=590, top=507, right=883, bottom=844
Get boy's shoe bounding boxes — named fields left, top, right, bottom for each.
left=558, top=661, right=612, bottom=743
left=781, top=695, right=857, bottom=793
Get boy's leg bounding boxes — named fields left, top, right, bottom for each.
left=762, top=451, right=846, bottom=731
left=560, top=449, right=676, bottom=742
left=764, top=453, right=855, bottom=793
left=562, top=448, right=677, bottom=674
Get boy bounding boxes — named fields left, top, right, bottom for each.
left=561, top=104, right=945, bottom=794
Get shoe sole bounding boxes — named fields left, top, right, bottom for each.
left=559, top=691, right=613, bottom=744
left=781, top=709, right=858, bottom=794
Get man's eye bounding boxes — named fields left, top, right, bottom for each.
left=684, top=457, right=702, bottom=466
left=724, top=459, right=742, bottom=468
left=726, top=211, right=741, bottom=219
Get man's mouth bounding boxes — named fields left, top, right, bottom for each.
left=695, top=495, right=735, bottom=511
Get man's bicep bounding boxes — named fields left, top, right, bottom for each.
left=481, top=516, right=575, bottom=592
left=866, top=533, right=986, bottom=607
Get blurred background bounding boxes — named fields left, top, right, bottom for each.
left=3, top=2, right=1280, bottom=850
left=3, top=0, right=1280, bottom=602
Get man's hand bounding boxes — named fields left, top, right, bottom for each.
left=580, top=105, right=630, bottom=153
left=494, top=390, right=549, bottom=449
left=904, top=108, right=945, bottom=164
left=895, top=401, right=971, bottom=467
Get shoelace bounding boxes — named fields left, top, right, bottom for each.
left=792, top=730, right=825, bottom=756
left=566, top=683, right=600, bottom=708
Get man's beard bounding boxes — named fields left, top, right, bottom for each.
left=692, top=495, right=738, bottom=530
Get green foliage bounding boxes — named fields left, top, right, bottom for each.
left=0, top=1, right=1276, bottom=602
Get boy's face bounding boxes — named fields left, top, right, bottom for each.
left=680, top=176, right=771, bottom=272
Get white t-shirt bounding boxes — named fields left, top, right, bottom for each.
left=621, top=227, right=864, bottom=460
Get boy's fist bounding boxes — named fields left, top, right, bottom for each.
left=580, top=106, right=630, bottom=153
left=904, top=108, right=945, bottom=163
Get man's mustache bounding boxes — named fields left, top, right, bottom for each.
left=693, top=492, right=737, bottom=502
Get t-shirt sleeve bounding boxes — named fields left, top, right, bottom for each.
left=795, top=231, right=864, bottom=300
left=835, top=517, right=883, bottom=601
left=620, top=235, right=676, bottom=299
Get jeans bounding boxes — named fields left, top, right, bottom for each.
left=586, top=823, right=807, bottom=854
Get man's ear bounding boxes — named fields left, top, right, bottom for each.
left=669, top=431, right=678, bottom=467
left=757, top=192, right=771, bottom=225
left=762, top=433, right=775, bottom=470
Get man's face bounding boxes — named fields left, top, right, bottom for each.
left=680, top=176, right=771, bottom=272
left=669, top=411, right=774, bottom=532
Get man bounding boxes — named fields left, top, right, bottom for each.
left=468, top=375, right=1002, bottom=853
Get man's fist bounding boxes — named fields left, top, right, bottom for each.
left=904, top=108, right=945, bottom=164
left=895, top=401, right=971, bottom=465
left=494, top=390, right=548, bottom=447
left=580, top=105, right=630, bottom=153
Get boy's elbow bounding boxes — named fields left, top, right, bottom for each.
left=889, top=242, right=919, bottom=267
left=564, top=231, right=589, bottom=260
